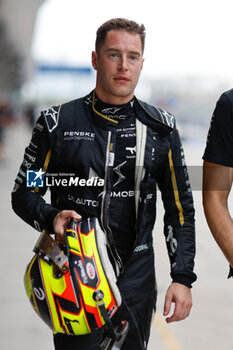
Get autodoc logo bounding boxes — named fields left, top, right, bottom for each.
left=26, top=169, right=44, bottom=188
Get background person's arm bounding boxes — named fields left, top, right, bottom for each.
left=203, top=160, right=233, bottom=266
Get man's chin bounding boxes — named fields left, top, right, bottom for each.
left=112, top=86, right=134, bottom=99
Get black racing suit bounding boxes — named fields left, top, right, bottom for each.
left=12, top=90, right=196, bottom=349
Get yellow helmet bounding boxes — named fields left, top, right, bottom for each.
left=24, top=217, right=122, bottom=336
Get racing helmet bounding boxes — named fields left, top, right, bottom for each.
left=24, top=217, right=122, bottom=336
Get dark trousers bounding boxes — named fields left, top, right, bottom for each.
left=53, top=329, right=104, bottom=350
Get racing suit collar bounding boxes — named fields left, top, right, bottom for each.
left=134, top=98, right=173, bottom=136
left=94, top=92, right=135, bottom=122
left=84, top=90, right=173, bottom=137
left=86, top=90, right=135, bottom=131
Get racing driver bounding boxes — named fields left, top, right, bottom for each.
left=11, top=18, right=197, bottom=350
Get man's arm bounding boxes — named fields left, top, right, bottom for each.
left=203, top=160, right=233, bottom=266
left=12, top=110, right=82, bottom=238
left=11, top=112, right=59, bottom=232
left=157, top=123, right=196, bottom=323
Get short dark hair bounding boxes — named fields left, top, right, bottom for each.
left=95, top=18, right=146, bottom=54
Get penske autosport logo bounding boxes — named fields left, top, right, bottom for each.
left=63, top=131, right=95, bottom=141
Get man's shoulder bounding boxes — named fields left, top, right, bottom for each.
left=40, top=105, right=61, bottom=133
left=40, top=92, right=92, bottom=132
left=135, top=98, right=175, bottom=135
left=60, top=91, right=92, bottom=112
left=220, top=88, right=233, bottom=106
left=214, top=88, right=233, bottom=121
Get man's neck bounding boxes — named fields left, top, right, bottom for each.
left=94, top=88, right=134, bottom=105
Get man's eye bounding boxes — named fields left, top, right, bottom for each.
left=129, top=55, right=137, bottom=61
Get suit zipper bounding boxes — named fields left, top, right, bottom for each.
left=101, top=131, right=123, bottom=275
left=119, top=118, right=148, bottom=276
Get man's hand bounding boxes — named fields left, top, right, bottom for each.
left=163, top=282, right=192, bottom=323
left=53, top=210, right=82, bottom=244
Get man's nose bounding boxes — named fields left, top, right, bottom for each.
left=118, top=55, right=128, bottom=71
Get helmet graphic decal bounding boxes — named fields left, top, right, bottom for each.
left=24, top=217, right=121, bottom=336
left=86, top=262, right=96, bottom=280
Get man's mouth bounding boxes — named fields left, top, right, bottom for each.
left=114, top=76, right=130, bottom=82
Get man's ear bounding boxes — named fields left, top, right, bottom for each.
left=141, top=58, right=145, bottom=71
left=92, top=51, right=98, bottom=70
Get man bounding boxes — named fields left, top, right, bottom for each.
left=203, top=89, right=233, bottom=272
left=12, top=18, right=196, bottom=350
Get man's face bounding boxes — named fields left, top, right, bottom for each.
left=92, top=30, right=144, bottom=104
